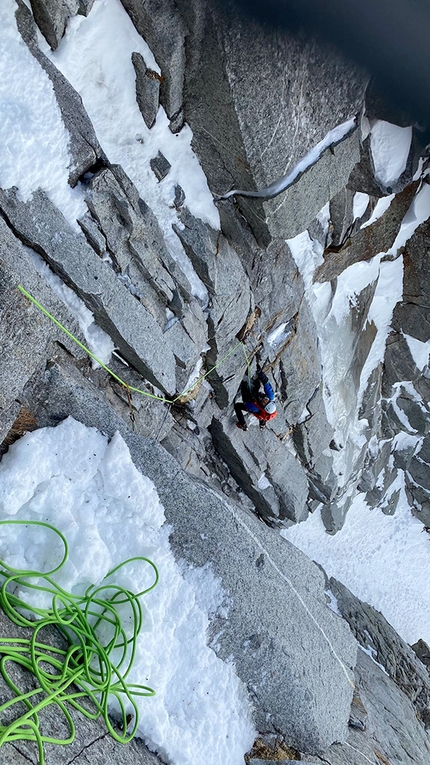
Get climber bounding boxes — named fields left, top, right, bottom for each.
left=234, top=364, right=277, bottom=431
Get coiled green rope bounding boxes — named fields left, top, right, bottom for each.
left=0, top=519, right=158, bottom=764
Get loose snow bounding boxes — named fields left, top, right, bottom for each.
left=282, top=479, right=430, bottom=647
left=0, top=0, right=86, bottom=226
left=0, top=418, right=255, bottom=765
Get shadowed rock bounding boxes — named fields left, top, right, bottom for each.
left=314, top=180, right=419, bottom=283
left=132, top=52, right=161, bottom=129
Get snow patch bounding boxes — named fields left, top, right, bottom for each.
left=388, top=182, right=430, bottom=253
left=47, top=0, right=218, bottom=300
left=257, top=474, right=272, bottom=491
left=403, top=333, right=430, bottom=372
left=0, top=0, right=86, bottom=227
left=361, top=194, right=395, bottom=229
left=370, top=121, right=412, bottom=187
left=267, top=322, right=291, bottom=347
left=353, top=192, right=370, bottom=221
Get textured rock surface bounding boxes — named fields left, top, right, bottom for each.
left=313, top=648, right=430, bottom=765
left=314, top=181, right=419, bottom=283
left=120, top=0, right=186, bottom=126
left=132, top=52, right=161, bottom=129
left=364, top=212, right=430, bottom=528
left=329, top=578, right=430, bottom=728
left=29, top=0, right=79, bottom=49
left=0, top=217, right=86, bottom=438
left=177, top=0, right=368, bottom=241
left=2, top=0, right=430, bottom=760
left=174, top=208, right=251, bottom=408
left=0, top=187, right=178, bottom=395
left=308, top=580, right=430, bottom=764
left=20, top=364, right=358, bottom=755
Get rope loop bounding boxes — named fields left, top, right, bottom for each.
left=0, top=519, right=158, bottom=764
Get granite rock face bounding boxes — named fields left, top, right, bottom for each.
left=308, top=579, right=430, bottom=765
left=313, top=648, right=430, bottom=765
left=120, top=0, right=186, bottom=127
left=17, top=366, right=357, bottom=755
left=0, top=187, right=178, bottom=395
left=176, top=0, right=368, bottom=242
left=0, top=217, right=87, bottom=441
left=29, top=0, right=79, bottom=49
left=132, top=52, right=161, bottom=129
left=329, top=578, right=430, bottom=728
left=2, top=0, right=430, bottom=761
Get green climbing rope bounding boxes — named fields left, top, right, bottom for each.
left=0, top=519, right=158, bottom=764
left=17, top=285, right=251, bottom=404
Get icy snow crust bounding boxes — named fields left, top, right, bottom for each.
left=370, top=120, right=412, bottom=187
left=0, top=418, right=255, bottom=765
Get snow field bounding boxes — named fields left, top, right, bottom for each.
left=0, top=418, right=255, bottom=765
left=282, top=478, right=430, bottom=647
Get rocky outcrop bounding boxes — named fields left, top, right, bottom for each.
left=0, top=187, right=178, bottom=394
left=132, top=52, right=161, bottom=129
left=176, top=0, right=368, bottom=243
left=361, top=210, right=430, bottom=526
left=2, top=0, right=430, bottom=761
left=28, top=0, right=79, bottom=49
left=314, top=180, right=419, bottom=282
left=313, top=647, right=430, bottom=765
left=0, top=216, right=87, bottom=443
left=120, top=0, right=186, bottom=128
left=308, top=579, right=430, bottom=764
left=329, top=577, right=430, bottom=728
